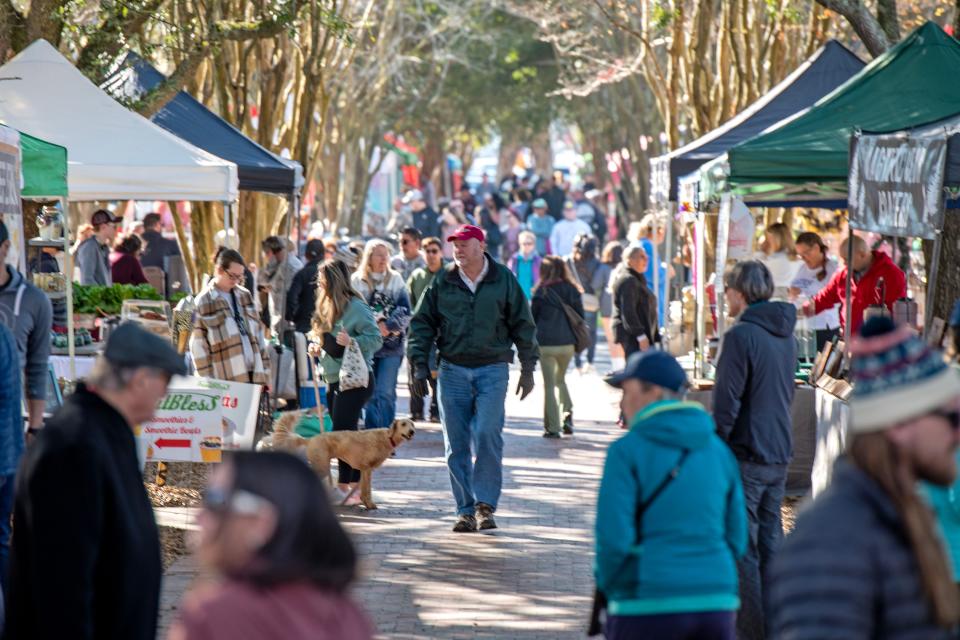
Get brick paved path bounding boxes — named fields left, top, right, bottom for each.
left=158, top=345, right=621, bottom=640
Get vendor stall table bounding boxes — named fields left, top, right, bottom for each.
left=812, top=387, right=850, bottom=497
left=50, top=355, right=95, bottom=380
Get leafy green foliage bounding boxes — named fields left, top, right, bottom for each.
left=72, top=283, right=163, bottom=315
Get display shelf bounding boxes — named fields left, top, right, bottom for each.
left=28, top=237, right=68, bottom=248
left=43, top=291, right=67, bottom=300
left=51, top=343, right=101, bottom=356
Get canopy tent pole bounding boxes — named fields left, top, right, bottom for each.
left=661, top=203, right=674, bottom=353
left=694, top=212, right=707, bottom=378
left=844, top=235, right=854, bottom=349
left=61, top=196, right=75, bottom=380
left=925, top=232, right=943, bottom=338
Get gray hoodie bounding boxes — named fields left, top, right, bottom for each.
left=76, top=236, right=112, bottom=286
left=0, top=266, right=52, bottom=399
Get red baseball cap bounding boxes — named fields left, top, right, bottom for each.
left=446, top=224, right=485, bottom=243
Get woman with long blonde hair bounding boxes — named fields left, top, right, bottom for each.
left=350, top=239, right=411, bottom=429
left=309, top=259, right=382, bottom=505
left=530, top=255, right=584, bottom=438
left=758, top=222, right=799, bottom=291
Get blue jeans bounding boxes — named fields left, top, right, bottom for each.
left=437, top=361, right=509, bottom=515
left=574, top=311, right=599, bottom=367
left=606, top=611, right=735, bottom=640
left=0, top=473, right=14, bottom=589
left=365, top=355, right=403, bottom=429
left=736, top=461, right=786, bottom=640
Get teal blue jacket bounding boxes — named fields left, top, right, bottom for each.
left=595, top=400, right=747, bottom=615
left=925, top=450, right=960, bottom=579
left=317, top=297, right=383, bottom=384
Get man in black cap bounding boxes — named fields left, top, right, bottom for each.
left=5, top=322, right=186, bottom=640
left=76, top=209, right=119, bottom=285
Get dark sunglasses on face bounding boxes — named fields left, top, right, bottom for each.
left=932, top=408, right=960, bottom=431
left=425, top=248, right=441, bottom=255
left=202, top=487, right=270, bottom=515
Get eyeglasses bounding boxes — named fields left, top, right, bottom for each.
left=224, top=270, right=244, bottom=283
left=520, top=241, right=535, bottom=246
left=425, top=248, right=441, bottom=255
left=202, top=487, right=271, bottom=516
left=932, top=408, right=960, bottom=431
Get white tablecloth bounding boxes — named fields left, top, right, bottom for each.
left=50, top=355, right=96, bottom=380
left=812, top=388, right=849, bottom=497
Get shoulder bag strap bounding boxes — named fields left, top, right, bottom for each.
left=634, top=448, right=690, bottom=542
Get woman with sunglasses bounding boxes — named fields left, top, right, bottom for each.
left=789, top=232, right=840, bottom=350
left=168, top=451, right=374, bottom=640
left=190, top=248, right=271, bottom=384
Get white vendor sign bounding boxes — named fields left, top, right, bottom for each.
left=139, top=388, right=223, bottom=463
left=136, top=376, right=262, bottom=465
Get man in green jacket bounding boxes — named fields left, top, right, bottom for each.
left=406, top=236, right=444, bottom=421
left=408, top=224, right=539, bottom=533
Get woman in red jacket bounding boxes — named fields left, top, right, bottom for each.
left=110, top=233, right=149, bottom=285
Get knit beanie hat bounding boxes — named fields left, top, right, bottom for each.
left=849, top=317, right=960, bottom=433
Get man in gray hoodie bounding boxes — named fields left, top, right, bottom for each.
left=0, top=221, right=53, bottom=431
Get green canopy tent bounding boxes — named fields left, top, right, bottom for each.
left=705, top=21, right=960, bottom=205
left=20, top=131, right=67, bottom=198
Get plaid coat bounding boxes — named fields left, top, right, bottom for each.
left=190, top=283, right=271, bottom=385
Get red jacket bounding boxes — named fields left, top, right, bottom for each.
left=810, top=250, right=905, bottom=336
left=110, top=252, right=148, bottom=286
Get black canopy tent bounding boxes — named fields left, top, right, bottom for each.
left=103, top=52, right=303, bottom=196
left=651, top=40, right=864, bottom=205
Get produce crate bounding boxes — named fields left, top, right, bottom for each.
left=121, top=299, right=173, bottom=341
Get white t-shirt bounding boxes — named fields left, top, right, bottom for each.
left=550, top=219, right=592, bottom=257
left=216, top=288, right=255, bottom=368
left=759, top=251, right=801, bottom=289
left=791, top=258, right=840, bottom=330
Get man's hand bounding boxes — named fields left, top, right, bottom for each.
left=516, top=369, right=535, bottom=401
left=412, top=362, right=430, bottom=397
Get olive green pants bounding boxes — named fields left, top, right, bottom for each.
left=540, top=344, right=574, bottom=434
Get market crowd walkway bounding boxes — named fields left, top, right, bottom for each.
left=157, top=346, right=622, bottom=640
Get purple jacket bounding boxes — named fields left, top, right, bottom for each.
left=508, top=253, right=542, bottom=282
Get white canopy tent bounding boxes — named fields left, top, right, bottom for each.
left=0, top=40, right=238, bottom=202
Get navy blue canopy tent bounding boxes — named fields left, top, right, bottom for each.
left=651, top=40, right=864, bottom=204
left=103, top=52, right=303, bottom=196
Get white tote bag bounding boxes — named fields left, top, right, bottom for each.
left=339, top=338, right=369, bottom=390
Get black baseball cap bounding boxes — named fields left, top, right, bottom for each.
left=90, top=209, right=121, bottom=226
left=104, top=322, right=187, bottom=376
left=605, top=350, right=688, bottom=393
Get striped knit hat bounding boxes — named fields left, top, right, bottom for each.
left=849, top=317, right=960, bottom=433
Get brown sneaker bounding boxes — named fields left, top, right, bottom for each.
left=476, top=503, right=497, bottom=530
left=452, top=514, right=477, bottom=533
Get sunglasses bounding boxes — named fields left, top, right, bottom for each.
left=202, top=487, right=271, bottom=516
left=425, top=248, right=441, bottom=254
left=932, top=408, right=960, bottom=431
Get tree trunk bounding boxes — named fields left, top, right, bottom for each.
left=529, top=129, right=552, bottom=178
left=497, top=139, right=523, bottom=181
left=814, top=0, right=892, bottom=57
left=926, top=213, right=960, bottom=334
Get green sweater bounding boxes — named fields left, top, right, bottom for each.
left=317, top=297, right=383, bottom=383
left=407, top=265, right=442, bottom=310
left=407, top=255, right=538, bottom=371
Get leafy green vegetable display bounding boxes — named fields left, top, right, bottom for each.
left=72, top=283, right=163, bottom=315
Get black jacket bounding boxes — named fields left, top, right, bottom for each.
left=531, top=281, right=584, bottom=347
left=286, top=259, right=320, bottom=334
left=412, top=207, right=441, bottom=240
left=769, top=458, right=953, bottom=639
left=408, top=254, right=539, bottom=371
left=713, top=301, right=797, bottom=465
left=611, top=267, right=658, bottom=345
left=139, top=229, right=180, bottom=270
left=5, top=384, right=162, bottom=640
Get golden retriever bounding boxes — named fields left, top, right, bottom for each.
left=260, top=414, right=415, bottom=510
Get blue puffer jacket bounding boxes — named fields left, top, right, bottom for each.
left=770, top=458, right=954, bottom=639
left=595, top=400, right=747, bottom=616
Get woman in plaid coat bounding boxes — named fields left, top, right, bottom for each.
left=190, top=248, right=271, bottom=384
